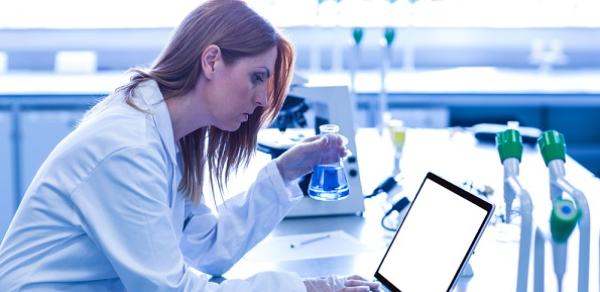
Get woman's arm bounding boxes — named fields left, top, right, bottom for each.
left=70, top=146, right=305, bottom=291
left=180, top=134, right=347, bottom=276
left=180, top=160, right=303, bottom=276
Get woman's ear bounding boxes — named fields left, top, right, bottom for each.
left=200, top=44, right=221, bottom=80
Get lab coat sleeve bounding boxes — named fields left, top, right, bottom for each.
left=181, top=160, right=304, bottom=276
left=70, top=147, right=305, bottom=292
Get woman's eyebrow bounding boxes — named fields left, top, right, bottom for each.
left=256, top=67, right=271, bottom=78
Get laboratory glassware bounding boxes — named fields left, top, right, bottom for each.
left=533, top=130, right=590, bottom=292
left=308, top=124, right=350, bottom=201
left=495, top=129, right=533, bottom=292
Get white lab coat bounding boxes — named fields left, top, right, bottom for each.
left=0, top=80, right=307, bottom=292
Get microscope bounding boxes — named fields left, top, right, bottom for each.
left=257, top=80, right=364, bottom=217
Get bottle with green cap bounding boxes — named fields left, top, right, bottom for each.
left=538, top=130, right=567, bottom=202
left=495, top=129, right=534, bottom=292
left=538, top=130, right=566, bottom=166
left=384, top=27, right=395, bottom=47
left=352, top=27, right=364, bottom=46
left=378, top=26, right=395, bottom=134
left=536, top=129, right=591, bottom=292
left=496, top=129, right=524, bottom=163
left=349, top=27, right=363, bottom=96
left=549, top=199, right=580, bottom=291
left=550, top=199, right=579, bottom=242
left=495, top=129, right=524, bottom=224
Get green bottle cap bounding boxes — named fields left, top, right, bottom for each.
left=384, top=27, right=395, bottom=47
left=550, top=199, right=579, bottom=242
left=352, top=27, right=364, bottom=45
left=495, top=129, right=523, bottom=162
left=537, top=130, right=566, bottom=166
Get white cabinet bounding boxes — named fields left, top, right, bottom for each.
left=20, top=110, right=85, bottom=196
left=0, top=112, right=14, bottom=239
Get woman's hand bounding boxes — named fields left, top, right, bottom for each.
left=274, top=134, right=349, bottom=183
left=303, top=275, right=380, bottom=292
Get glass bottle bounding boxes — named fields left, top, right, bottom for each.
left=308, top=124, right=350, bottom=201
left=386, top=119, right=406, bottom=174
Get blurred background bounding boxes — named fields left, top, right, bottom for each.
left=1, top=0, right=600, bottom=237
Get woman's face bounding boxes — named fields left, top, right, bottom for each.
left=204, top=46, right=278, bottom=132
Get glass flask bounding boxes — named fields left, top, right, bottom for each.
left=308, top=124, right=350, bottom=201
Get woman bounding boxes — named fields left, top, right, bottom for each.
left=0, top=0, right=379, bottom=291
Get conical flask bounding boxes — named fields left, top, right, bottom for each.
left=308, top=124, right=350, bottom=201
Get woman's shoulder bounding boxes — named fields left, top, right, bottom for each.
left=25, top=100, right=169, bottom=199
left=50, top=82, right=175, bottom=171
left=59, top=102, right=167, bottom=167
left=82, top=102, right=158, bottom=143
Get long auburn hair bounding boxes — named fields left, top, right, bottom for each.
left=115, top=0, right=294, bottom=203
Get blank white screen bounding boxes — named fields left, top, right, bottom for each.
left=378, top=178, right=487, bottom=292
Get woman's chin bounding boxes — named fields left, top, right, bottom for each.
left=215, top=122, right=242, bottom=132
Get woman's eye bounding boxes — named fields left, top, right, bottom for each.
left=252, top=74, right=264, bottom=84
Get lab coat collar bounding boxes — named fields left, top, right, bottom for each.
left=136, top=80, right=178, bottom=167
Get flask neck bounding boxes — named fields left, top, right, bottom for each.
left=319, top=124, right=340, bottom=135
left=318, top=123, right=342, bottom=167
left=320, top=159, right=343, bottom=167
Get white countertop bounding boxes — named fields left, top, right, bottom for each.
left=224, top=128, right=600, bottom=291
left=304, top=67, right=600, bottom=94
left=0, top=72, right=129, bottom=96
left=1, top=68, right=599, bottom=96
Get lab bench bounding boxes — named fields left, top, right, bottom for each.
left=224, top=128, right=600, bottom=291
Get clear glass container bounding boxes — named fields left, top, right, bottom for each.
left=386, top=119, right=406, bottom=174
left=308, top=124, right=350, bottom=201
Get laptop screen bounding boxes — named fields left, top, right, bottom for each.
left=375, top=172, right=494, bottom=292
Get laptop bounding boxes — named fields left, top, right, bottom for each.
left=374, top=172, right=494, bottom=292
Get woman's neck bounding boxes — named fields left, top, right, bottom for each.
left=165, top=88, right=212, bottom=142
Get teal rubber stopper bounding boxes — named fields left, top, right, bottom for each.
left=384, top=27, right=395, bottom=47
left=550, top=199, right=579, bottom=242
left=496, top=129, right=523, bottom=162
left=352, top=27, right=364, bottom=45
left=537, top=130, right=566, bottom=166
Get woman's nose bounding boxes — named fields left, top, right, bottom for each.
left=255, top=90, right=267, bottom=107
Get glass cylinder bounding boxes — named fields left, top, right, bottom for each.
left=387, top=119, right=406, bottom=173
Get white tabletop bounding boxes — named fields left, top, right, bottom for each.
left=224, top=128, right=600, bottom=291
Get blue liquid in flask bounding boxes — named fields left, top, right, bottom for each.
left=308, top=165, right=350, bottom=201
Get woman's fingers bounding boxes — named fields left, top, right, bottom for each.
left=279, top=133, right=349, bottom=178
left=340, top=287, right=370, bottom=292
left=305, top=133, right=343, bottom=146
left=302, top=135, right=322, bottom=143
left=345, top=280, right=380, bottom=289
left=346, top=275, right=367, bottom=281
left=344, top=275, right=380, bottom=291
